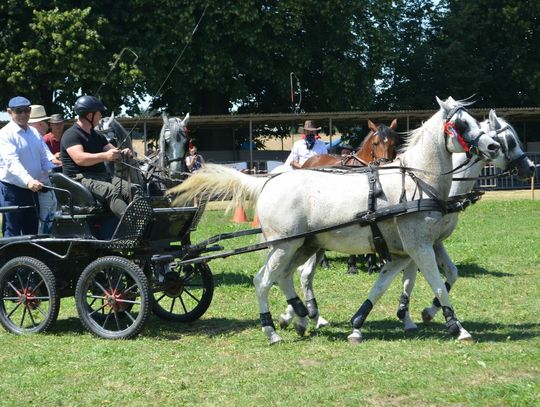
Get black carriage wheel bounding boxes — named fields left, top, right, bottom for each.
left=152, top=262, right=213, bottom=322
left=0, top=256, right=60, bottom=334
left=75, top=256, right=150, bottom=339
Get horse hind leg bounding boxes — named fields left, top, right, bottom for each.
left=300, top=249, right=329, bottom=329
left=254, top=242, right=304, bottom=345
left=422, top=243, right=458, bottom=324
left=397, top=261, right=419, bottom=332
left=277, top=248, right=323, bottom=337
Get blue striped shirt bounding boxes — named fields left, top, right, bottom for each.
left=0, top=120, right=54, bottom=188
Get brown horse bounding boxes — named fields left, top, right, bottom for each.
left=302, top=119, right=399, bottom=274
left=301, top=119, right=398, bottom=169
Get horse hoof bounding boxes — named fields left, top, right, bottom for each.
left=294, top=321, right=308, bottom=337
left=421, top=308, right=434, bottom=324
left=368, top=266, right=379, bottom=275
left=315, top=317, right=330, bottom=329
left=457, top=332, right=474, bottom=343
left=347, top=329, right=363, bottom=344
left=347, top=267, right=358, bottom=275
left=278, top=315, right=291, bottom=330
left=269, top=333, right=283, bottom=345
left=404, top=325, right=418, bottom=333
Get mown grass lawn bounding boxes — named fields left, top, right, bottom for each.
left=0, top=199, right=538, bottom=406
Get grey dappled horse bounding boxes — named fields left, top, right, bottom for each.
left=159, top=113, right=190, bottom=178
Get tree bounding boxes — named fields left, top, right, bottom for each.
left=0, top=2, right=144, bottom=116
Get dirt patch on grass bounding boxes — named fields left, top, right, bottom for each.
left=481, top=189, right=537, bottom=201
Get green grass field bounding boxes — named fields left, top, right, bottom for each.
left=0, top=199, right=538, bottom=406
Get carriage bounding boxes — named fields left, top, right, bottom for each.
left=0, top=171, right=218, bottom=339
left=0, top=113, right=220, bottom=340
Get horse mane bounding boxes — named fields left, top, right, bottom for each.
left=399, top=98, right=472, bottom=154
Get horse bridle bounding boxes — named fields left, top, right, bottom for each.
left=443, top=106, right=486, bottom=158
left=490, top=124, right=528, bottom=175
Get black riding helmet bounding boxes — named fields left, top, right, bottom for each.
left=74, top=95, right=106, bottom=116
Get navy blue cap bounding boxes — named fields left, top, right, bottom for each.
left=8, top=96, right=31, bottom=108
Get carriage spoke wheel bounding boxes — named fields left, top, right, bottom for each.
left=152, top=263, right=213, bottom=322
left=75, top=256, right=150, bottom=339
left=0, top=256, right=60, bottom=334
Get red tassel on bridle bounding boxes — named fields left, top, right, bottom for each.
left=444, top=121, right=470, bottom=152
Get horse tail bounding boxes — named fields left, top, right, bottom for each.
left=168, top=163, right=267, bottom=206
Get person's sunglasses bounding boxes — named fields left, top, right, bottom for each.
left=12, top=107, right=31, bottom=114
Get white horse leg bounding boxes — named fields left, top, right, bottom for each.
left=254, top=243, right=303, bottom=345
left=408, top=245, right=472, bottom=342
left=397, top=261, right=419, bottom=332
left=278, top=248, right=329, bottom=330
left=422, top=242, right=458, bottom=324
left=300, top=249, right=329, bottom=329
left=348, top=256, right=412, bottom=344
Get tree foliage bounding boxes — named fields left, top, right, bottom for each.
left=0, top=0, right=539, bottom=121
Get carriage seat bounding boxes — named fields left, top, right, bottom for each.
left=49, top=172, right=105, bottom=214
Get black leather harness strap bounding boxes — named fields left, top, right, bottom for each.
left=367, top=168, right=391, bottom=262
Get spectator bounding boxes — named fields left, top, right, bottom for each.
left=44, top=113, right=65, bottom=159
left=290, top=120, right=328, bottom=169
left=61, top=95, right=142, bottom=219
left=185, top=146, right=205, bottom=172
left=28, top=105, right=59, bottom=234
left=0, top=96, right=55, bottom=236
left=29, top=105, right=61, bottom=166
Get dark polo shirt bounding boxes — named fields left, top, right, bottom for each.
left=61, top=124, right=108, bottom=177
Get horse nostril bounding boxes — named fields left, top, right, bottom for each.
left=488, top=143, right=500, bottom=152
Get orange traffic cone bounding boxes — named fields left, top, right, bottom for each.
left=232, top=204, right=248, bottom=223
left=252, top=213, right=260, bottom=227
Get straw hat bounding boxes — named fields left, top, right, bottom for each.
left=28, top=105, right=50, bottom=123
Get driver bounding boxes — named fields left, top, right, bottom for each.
left=60, top=95, right=142, bottom=218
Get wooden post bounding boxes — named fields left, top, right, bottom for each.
left=249, top=119, right=253, bottom=172
left=531, top=173, right=535, bottom=200
left=329, top=118, right=333, bottom=149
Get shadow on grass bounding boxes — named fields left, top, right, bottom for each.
left=457, top=263, right=513, bottom=278
left=48, top=314, right=538, bottom=344
left=48, top=315, right=259, bottom=339
left=305, top=318, right=540, bottom=343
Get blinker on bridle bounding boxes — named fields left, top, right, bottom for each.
left=443, top=106, right=485, bottom=158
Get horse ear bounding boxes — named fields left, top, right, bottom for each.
left=436, top=96, right=450, bottom=113
left=181, top=112, right=190, bottom=127
left=488, top=109, right=501, bottom=131
left=390, top=119, right=398, bottom=130
left=162, top=112, right=169, bottom=124
left=110, top=111, right=115, bottom=121
left=105, top=114, right=114, bottom=127
left=367, top=119, right=377, bottom=132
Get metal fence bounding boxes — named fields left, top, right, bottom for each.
left=478, top=152, right=539, bottom=190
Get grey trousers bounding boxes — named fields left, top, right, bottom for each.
left=75, top=172, right=142, bottom=218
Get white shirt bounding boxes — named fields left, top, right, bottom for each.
left=291, top=138, right=328, bottom=166
left=0, top=121, right=54, bottom=188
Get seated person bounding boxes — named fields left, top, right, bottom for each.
left=60, top=95, right=142, bottom=218
left=185, top=146, right=205, bottom=172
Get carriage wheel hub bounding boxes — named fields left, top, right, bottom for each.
left=105, top=290, right=125, bottom=312
left=19, top=289, right=37, bottom=307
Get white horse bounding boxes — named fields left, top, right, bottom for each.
left=169, top=97, right=501, bottom=344
left=396, top=110, right=535, bottom=331
left=159, top=113, right=190, bottom=177
left=278, top=109, right=536, bottom=333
